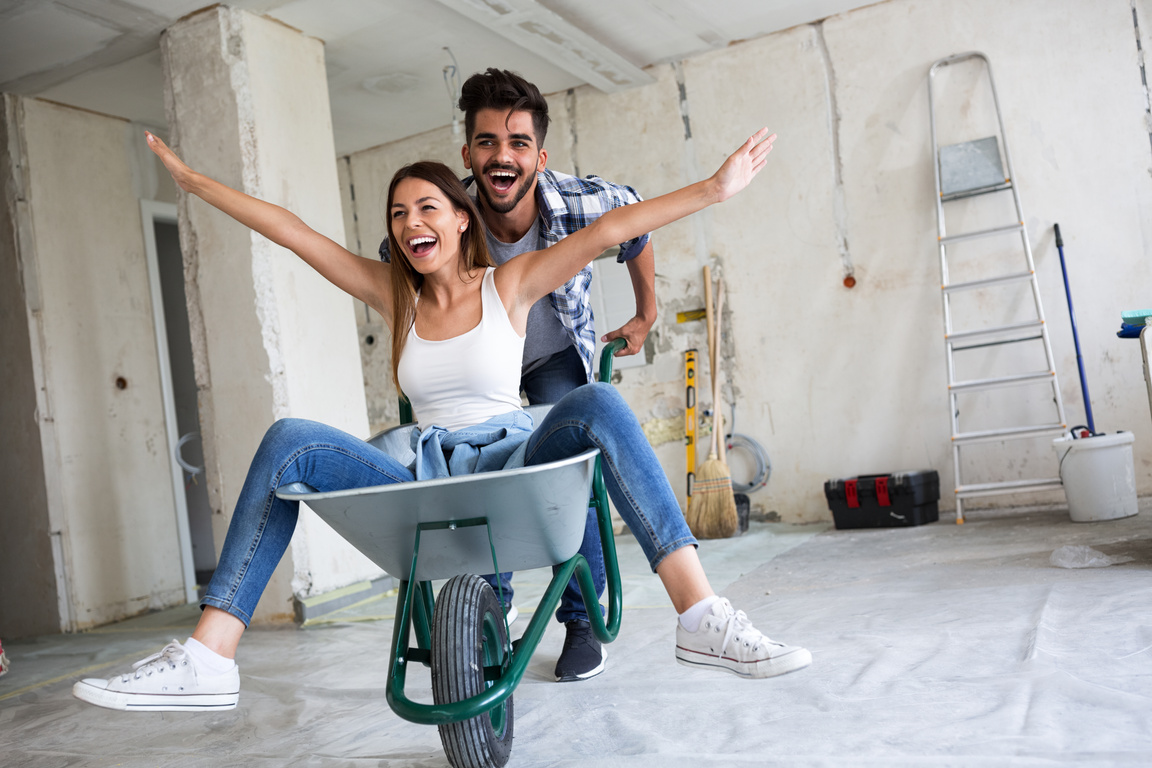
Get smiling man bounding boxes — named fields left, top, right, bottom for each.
left=380, top=68, right=657, bottom=683
left=458, top=69, right=656, bottom=376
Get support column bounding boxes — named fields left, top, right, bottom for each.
left=0, top=95, right=62, bottom=637
left=161, top=7, right=378, bottom=623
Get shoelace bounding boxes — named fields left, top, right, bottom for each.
left=563, top=624, right=598, bottom=652
left=122, top=640, right=186, bottom=682
left=712, top=599, right=779, bottom=657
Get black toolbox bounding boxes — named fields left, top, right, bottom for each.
left=823, top=470, right=939, bottom=529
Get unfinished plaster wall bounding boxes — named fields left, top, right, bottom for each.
left=162, top=7, right=380, bottom=621
left=342, top=0, right=1152, bottom=522
left=9, top=98, right=185, bottom=629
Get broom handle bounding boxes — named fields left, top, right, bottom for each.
left=714, top=279, right=726, bottom=463
left=703, top=266, right=715, bottom=381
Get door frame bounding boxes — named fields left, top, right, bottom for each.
left=140, top=199, right=197, bottom=604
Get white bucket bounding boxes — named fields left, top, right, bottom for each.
left=1052, top=431, right=1139, bottom=522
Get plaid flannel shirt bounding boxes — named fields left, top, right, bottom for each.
left=379, top=167, right=649, bottom=382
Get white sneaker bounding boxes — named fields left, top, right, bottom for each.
left=72, top=640, right=239, bottom=711
left=504, top=604, right=519, bottom=626
left=675, top=598, right=811, bottom=679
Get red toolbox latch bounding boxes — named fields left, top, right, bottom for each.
left=845, top=479, right=859, bottom=508
left=875, top=476, right=891, bottom=507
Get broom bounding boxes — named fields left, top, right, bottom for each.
left=686, top=271, right=738, bottom=539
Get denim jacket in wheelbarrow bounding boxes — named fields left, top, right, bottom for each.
left=402, top=410, right=535, bottom=481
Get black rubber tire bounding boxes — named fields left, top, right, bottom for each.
left=431, top=575, right=514, bottom=768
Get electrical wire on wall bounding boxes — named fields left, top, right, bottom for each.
left=443, top=47, right=462, bottom=136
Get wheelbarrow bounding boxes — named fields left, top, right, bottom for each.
left=276, top=339, right=628, bottom=768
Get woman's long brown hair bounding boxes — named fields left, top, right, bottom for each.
left=385, top=161, right=492, bottom=390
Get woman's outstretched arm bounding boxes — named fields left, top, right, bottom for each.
left=146, top=131, right=392, bottom=321
left=499, top=128, right=775, bottom=313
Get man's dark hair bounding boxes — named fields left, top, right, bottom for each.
left=458, top=68, right=551, bottom=146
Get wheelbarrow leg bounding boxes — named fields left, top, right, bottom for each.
left=413, top=580, right=435, bottom=654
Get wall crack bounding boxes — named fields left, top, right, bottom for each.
left=1133, top=0, right=1152, bottom=165
left=814, top=21, right=854, bottom=281
left=564, top=88, right=581, bottom=178
left=671, top=61, right=709, bottom=270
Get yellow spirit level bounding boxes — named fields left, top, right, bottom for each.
left=685, top=349, right=697, bottom=506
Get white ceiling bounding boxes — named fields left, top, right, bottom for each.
left=0, top=0, right=876, bottom=155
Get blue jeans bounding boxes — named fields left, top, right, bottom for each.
left=202, top=383, right=695, bottom=626
left=489, top=345, right=609, bottom=623
left=202, top=419, right=414, bottom=625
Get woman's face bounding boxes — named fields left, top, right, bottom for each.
left=390, top=177, right=470, bottom=274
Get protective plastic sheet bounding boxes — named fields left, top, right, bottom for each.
left=3, top=501, right=1150, bottom=766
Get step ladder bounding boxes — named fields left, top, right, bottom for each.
left=927, top=52, right=1067, bottom=524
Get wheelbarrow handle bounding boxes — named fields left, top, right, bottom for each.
left=599, top=338, right=627, bottom=381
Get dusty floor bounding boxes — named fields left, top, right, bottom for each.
left=3, top=499, right=1151, bottom=767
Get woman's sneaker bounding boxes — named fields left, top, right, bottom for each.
left=72, top=640, right=239, bottom=711
left=675, top=598, right=811, bottom=679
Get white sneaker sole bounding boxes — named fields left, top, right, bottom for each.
left=555, top=644, right=607, bottom=682
left=72, top=680, right=239, bottom=711
left=675, top=645, right=812, bottom=679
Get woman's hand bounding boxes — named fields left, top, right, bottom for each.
left=145, top=131, right=196, bottom=192
left=711, top=128, right=776, bottom=203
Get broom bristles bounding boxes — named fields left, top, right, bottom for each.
left=686, top=457, right=738, bottom=539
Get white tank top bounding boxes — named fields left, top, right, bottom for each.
left=397, top=268, right=524, bottom=431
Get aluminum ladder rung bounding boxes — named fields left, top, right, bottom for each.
left=949, top=370, right=1056, bottom=393
left=946, top=320, right=1044, bottom=346
left=939, top=222, right=1023, bottom=246
left=951, top=423, right=1067, bottom=445
left=942, top=271, right=1033, bottom=293
left=940, top=180, right=1012, bottom=202
left=955, top=478, right=1063, bottom=498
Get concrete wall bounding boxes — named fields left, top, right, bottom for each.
left=3, top=97, right=185, bottom=631
left=162, top=7, right=380, bottom=622
left=343, top=0, right=1152, bottom=522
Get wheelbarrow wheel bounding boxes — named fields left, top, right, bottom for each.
left=432, top=575, right=514, bottom=768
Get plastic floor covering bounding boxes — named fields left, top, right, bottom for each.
left=3, top=498, right=1151, bottom=767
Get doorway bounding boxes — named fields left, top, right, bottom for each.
left=141, top=200, right=215, bottom=602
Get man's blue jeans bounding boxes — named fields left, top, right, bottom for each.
left=201, top=383, right=695, bottom=626
left=489, top=345, right=608, bottom=624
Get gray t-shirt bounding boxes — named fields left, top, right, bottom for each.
left=484, top=219, right=572, bottom=375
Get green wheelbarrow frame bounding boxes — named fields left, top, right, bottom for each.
left=385, top=456, right=622, bottom=726
left=276, top=339, right=627, bottom=736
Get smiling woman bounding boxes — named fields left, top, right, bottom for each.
left=71, top=126, right=808, bottom=716
left=383, top=161, right=492, bottom=387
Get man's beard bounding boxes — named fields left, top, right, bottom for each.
left=477, top=161, right=538, bottom=215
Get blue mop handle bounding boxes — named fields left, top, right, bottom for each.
left=1054, top=223, right=1095, bottom=435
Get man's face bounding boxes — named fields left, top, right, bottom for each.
left=462, top=108, right=547, bottom=216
